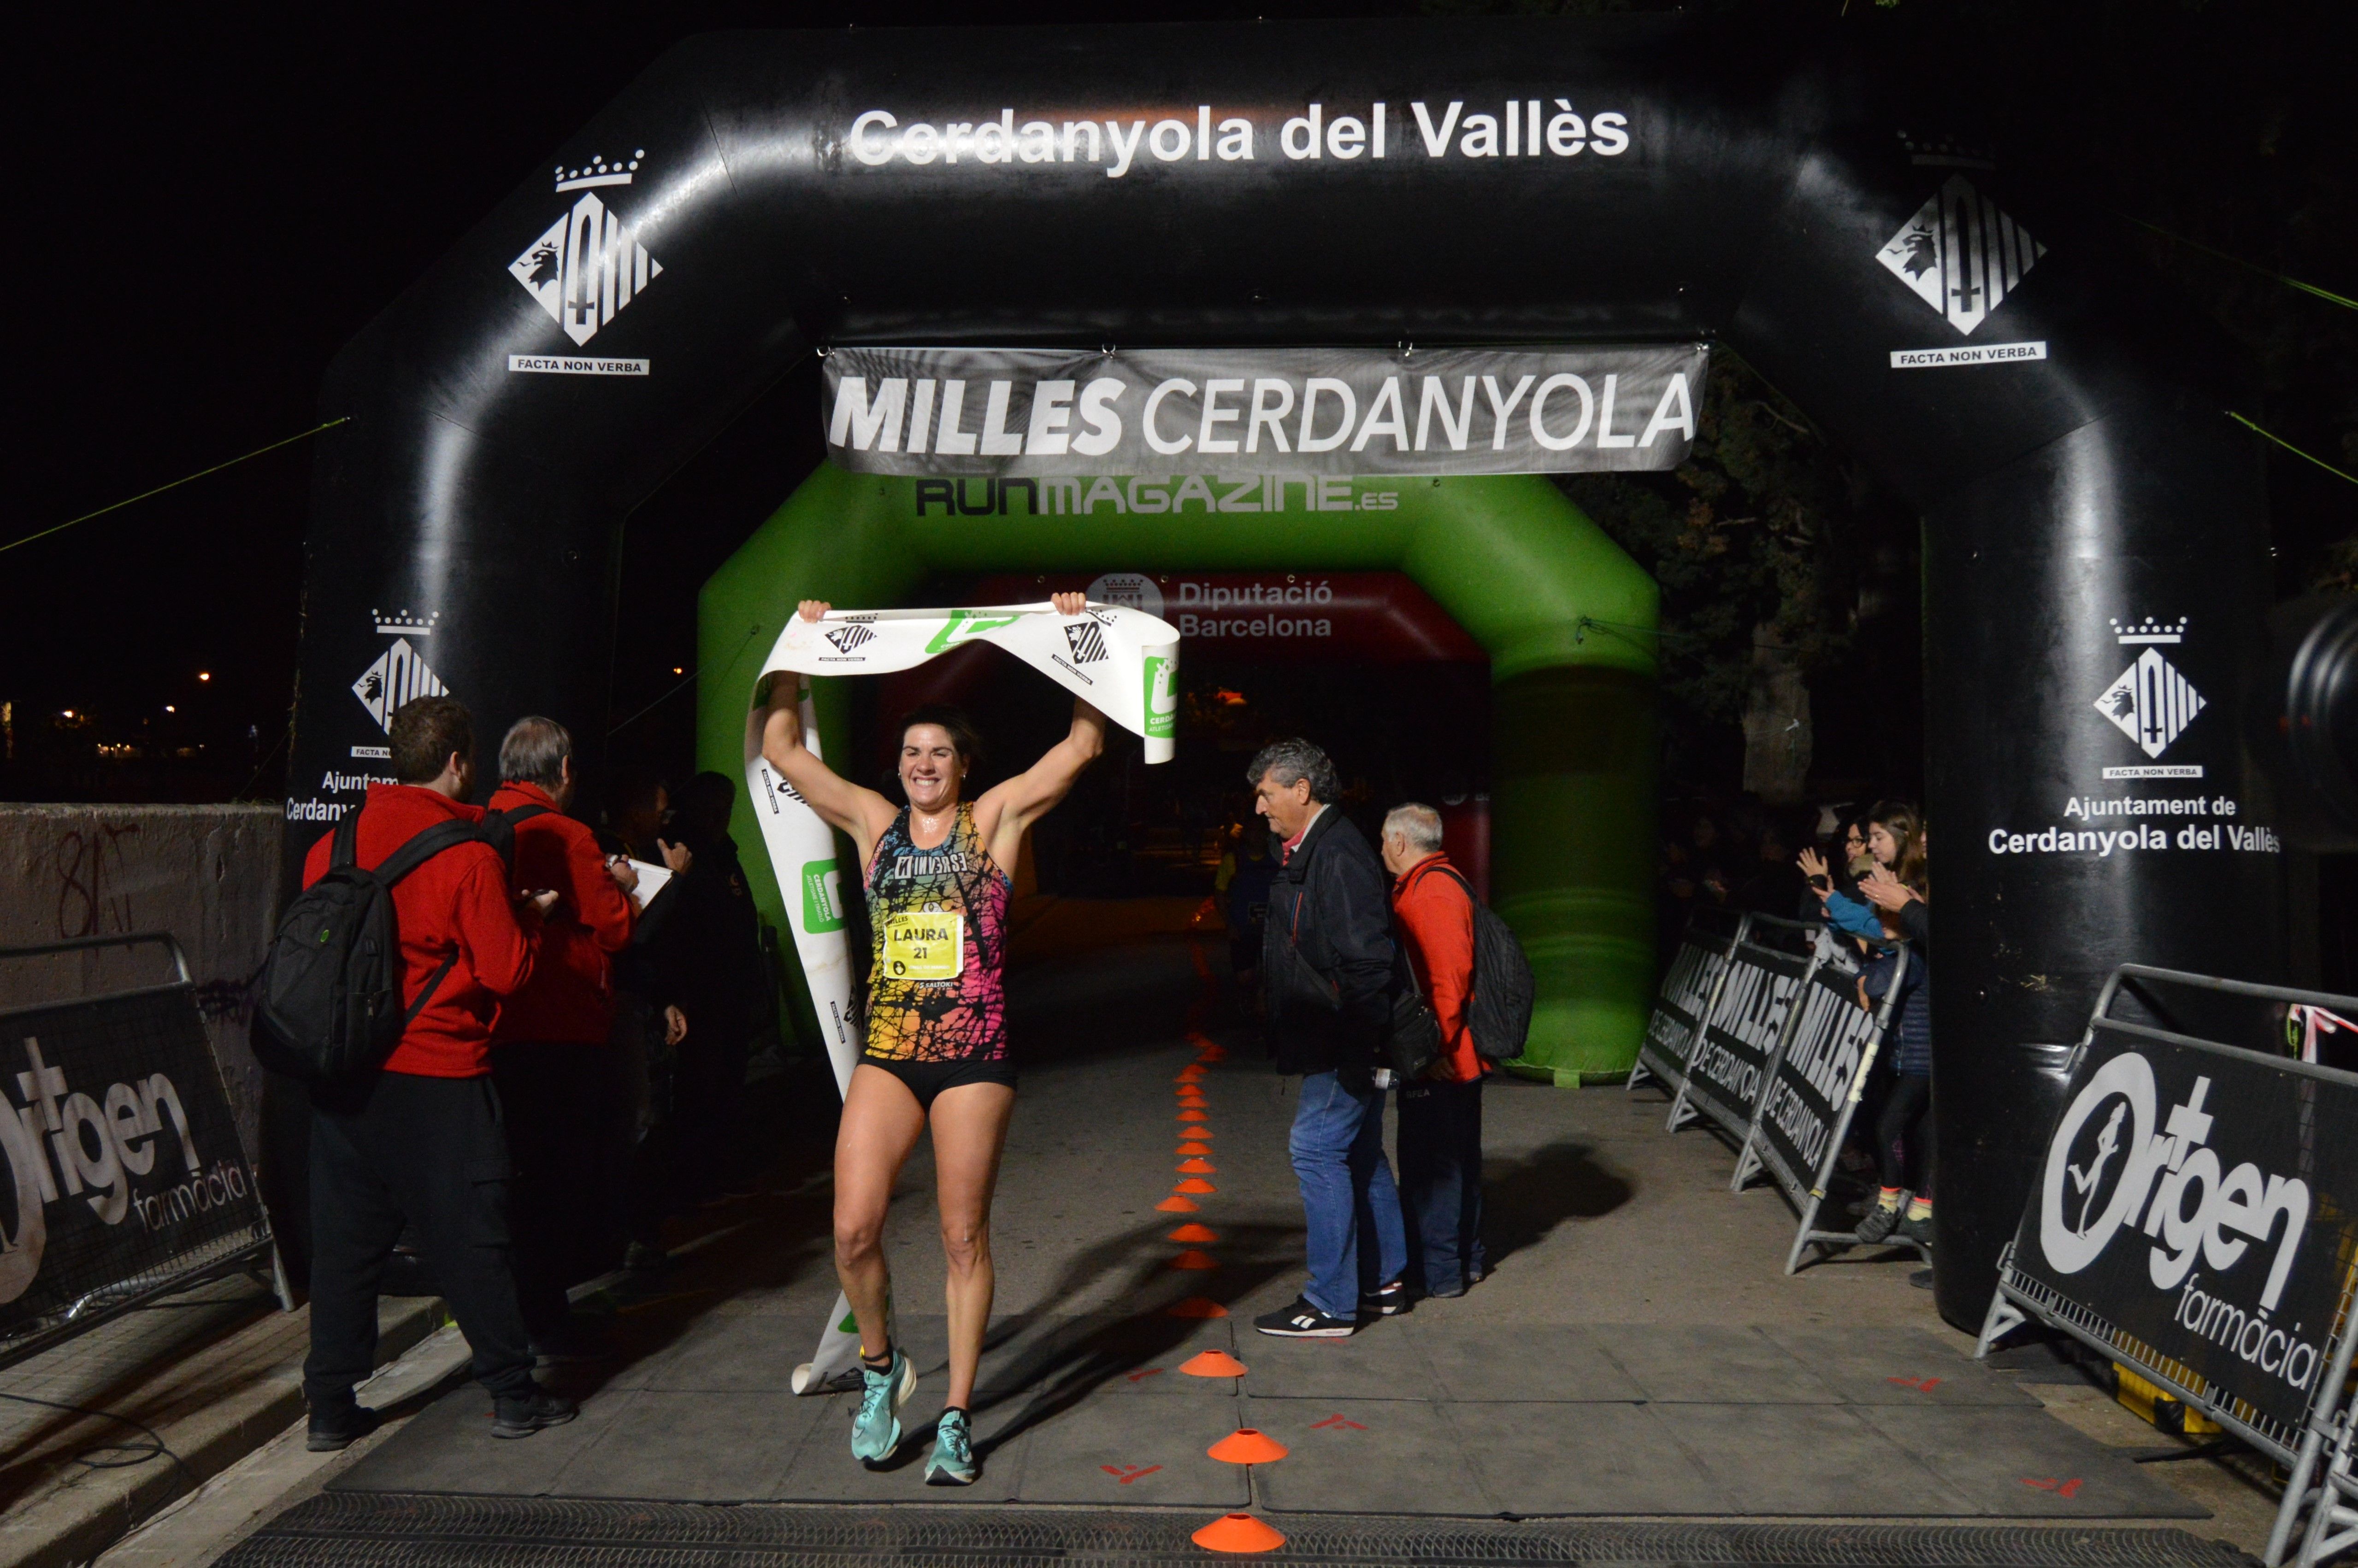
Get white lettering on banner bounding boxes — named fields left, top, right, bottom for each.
left=1689, top=959, right=1800, bottom=1109
left=2037, top=1052, right=2323, bottom=1400
left=1889, top=342, right=2049, bottom=368
left=1986, top=821, right=2281, bottom=858
left=843, top=101, right=1631, bottom=176
left=0, top=1037, right=230, bottom=1302
left=825, top=348, right=1708, bottom=477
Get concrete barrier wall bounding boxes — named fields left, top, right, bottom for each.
left=0, top=804, right=282, bottom=1157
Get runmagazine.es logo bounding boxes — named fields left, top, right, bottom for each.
left=825, top=624, right=875, bottom=655
left=1063, top=620, right=1108, bottom=665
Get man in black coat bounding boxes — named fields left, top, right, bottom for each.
left=1246, top=738, right=1408, bottom=1338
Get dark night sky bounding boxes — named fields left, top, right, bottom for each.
left=8, top=2, right=1399, bottom=798
left=12, top=2, right=2352, bottom=802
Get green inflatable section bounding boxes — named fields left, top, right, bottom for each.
left=696, top=464, right=1658, bottom=1084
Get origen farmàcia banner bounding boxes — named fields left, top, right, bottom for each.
left=822, top=346, right=1709, bottom=478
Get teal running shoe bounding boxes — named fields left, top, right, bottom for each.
left=925, top=1408, right=978, bottom=1486
left=850, top=1350, right=914, bottom=1466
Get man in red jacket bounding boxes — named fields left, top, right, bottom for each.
left=299, top=696, right=576, bottom=1449
left=487, top=716, right=637, bottom=1358
left=1382, top=802, right=1490, bottom=1300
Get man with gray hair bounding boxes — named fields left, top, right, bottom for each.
left=1246, top=738, right=1407, bottom=1337
left=1382, top=802, right=1489, bottom=1299
left=488, top=717, right=641, bottom=1361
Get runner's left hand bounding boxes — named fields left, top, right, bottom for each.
left=1051, top=590, right=1086, bottom=615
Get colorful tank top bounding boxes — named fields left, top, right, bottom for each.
left=862, top=803, right=1011, bottom=1064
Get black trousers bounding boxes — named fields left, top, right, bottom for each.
left=1397, top=1075, right=1487, bottom=1295
left=491, top=1041, right=621, bottom=1336
left=306, top=1072, right=537, bottom=1404
left=1875, top=1071, right=1936, bottom=1197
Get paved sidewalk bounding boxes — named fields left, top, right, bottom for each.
left=0, top=1279, right=442, bottom=1568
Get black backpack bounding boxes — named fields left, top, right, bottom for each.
left=254, top=810, right=486, bottom=1081
left=477, top=801, right=550, bottom=868
left=1429, top=865, right=1537, bottom=1063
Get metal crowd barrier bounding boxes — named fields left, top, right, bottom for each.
left=0, top=933, right=288, bottom=1373
left=1975, top=964, right=2358, bottom=1568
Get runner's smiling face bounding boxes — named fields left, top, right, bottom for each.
left=899, top=723, right=968, bottom=814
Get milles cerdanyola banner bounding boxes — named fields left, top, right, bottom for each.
left=822, top=346, right=1709, bottom=478
left=741, top=601, right=1179, bottom=1391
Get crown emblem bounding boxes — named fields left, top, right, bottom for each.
left=2110, top=616, right=2187, bottom=645
left=373, top=609, right=438, bottom=637
left=555, top=150, right=645, bottom=193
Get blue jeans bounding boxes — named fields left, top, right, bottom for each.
left=1398, top=1076, right=1486, bottom=1295
left=1288, top=1069, right=1407, bottom=1318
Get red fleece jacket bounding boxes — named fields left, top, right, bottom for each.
left=487, top=780, right=633, bottom=1046
left=300, top=783, right=536, bottom=1078
left=1392, top=853, right=1489, bottom=1083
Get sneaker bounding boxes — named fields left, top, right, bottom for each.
left=1854, top=1203, right=1904, bottom=1245
left=1254, top=1296, right=1357, bottom=1338
left=1360, top=1279, right=1409, bottom=1317
left=305, top=1401, right=380, bottom=1453
left=492, top=1388, right=580, bottom=1439
left=1899, top=1212, right=1935, bottom=1248
left=851, top=1349, right=916, bottom=1465
left=925, top=1407, right=979, bottom=1485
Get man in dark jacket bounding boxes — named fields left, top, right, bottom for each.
left=1247, top=738, right=1407, bottom=1338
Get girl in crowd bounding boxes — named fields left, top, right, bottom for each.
left=756, top=594, right=1105, bottom=1487
left=1851, top=801, right=1932, bottom=1247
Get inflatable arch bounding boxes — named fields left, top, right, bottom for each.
left=285, top=17, right=2281, bottom=1326
left=696, top=465, right=1659, bottom=1081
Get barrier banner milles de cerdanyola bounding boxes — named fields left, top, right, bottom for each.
left=822, top=345, right=1709, bottom=479
left=743, top=601, right=1181, bottom=1392
left=0, top=936, right=274, bottom=1364
left=1760, top=945, right=1912, bottom=1275
left=1665, top=915, right=1822, bottom=1154
left=1975, top=967, right=2358, bottom=1568
left=1629, top=907, right=1748, bottom=1100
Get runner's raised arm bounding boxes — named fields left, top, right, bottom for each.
left=755, top=600, right=900, bottom=861
left=974, top=593, right=1108, bottom=866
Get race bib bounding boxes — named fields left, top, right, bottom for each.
left=883, top=912, right=964, bottom=980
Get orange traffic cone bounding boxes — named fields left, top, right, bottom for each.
left=1176, top=1065, right=1207, bottom=1082
left=1192, top=1514, right=1284, bottom=1553
left=1178, top=1109, right=1207, bottom=1123
left=1180, top=1348, right=1247, bottom=1377
left=1167, top=1222, right=1218, bottom=1243
left=1197, top=1044, right=1229, bottom=1062
left=1178, top=1096, right=1209, bottom=1110
left=1167, top=1297, right=1228, bottom=1319
left=1176, top=1141, right=1213, bottom=1156
left=1174, top=1177, right=1216, bottom=1194
left=1155, top=1195, right=1200, bottom=1213
left=1188, top=1126, right=1216, bottom=1138
left=1208, top=1427, right=1290, bottom=1464
left=1177, top=1157, right=1216, bottom=1175
left=1168, top=1249, right=1218, bottom=1270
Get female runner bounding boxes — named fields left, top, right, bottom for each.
left=757, top=593, right=1105, bottom=1485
